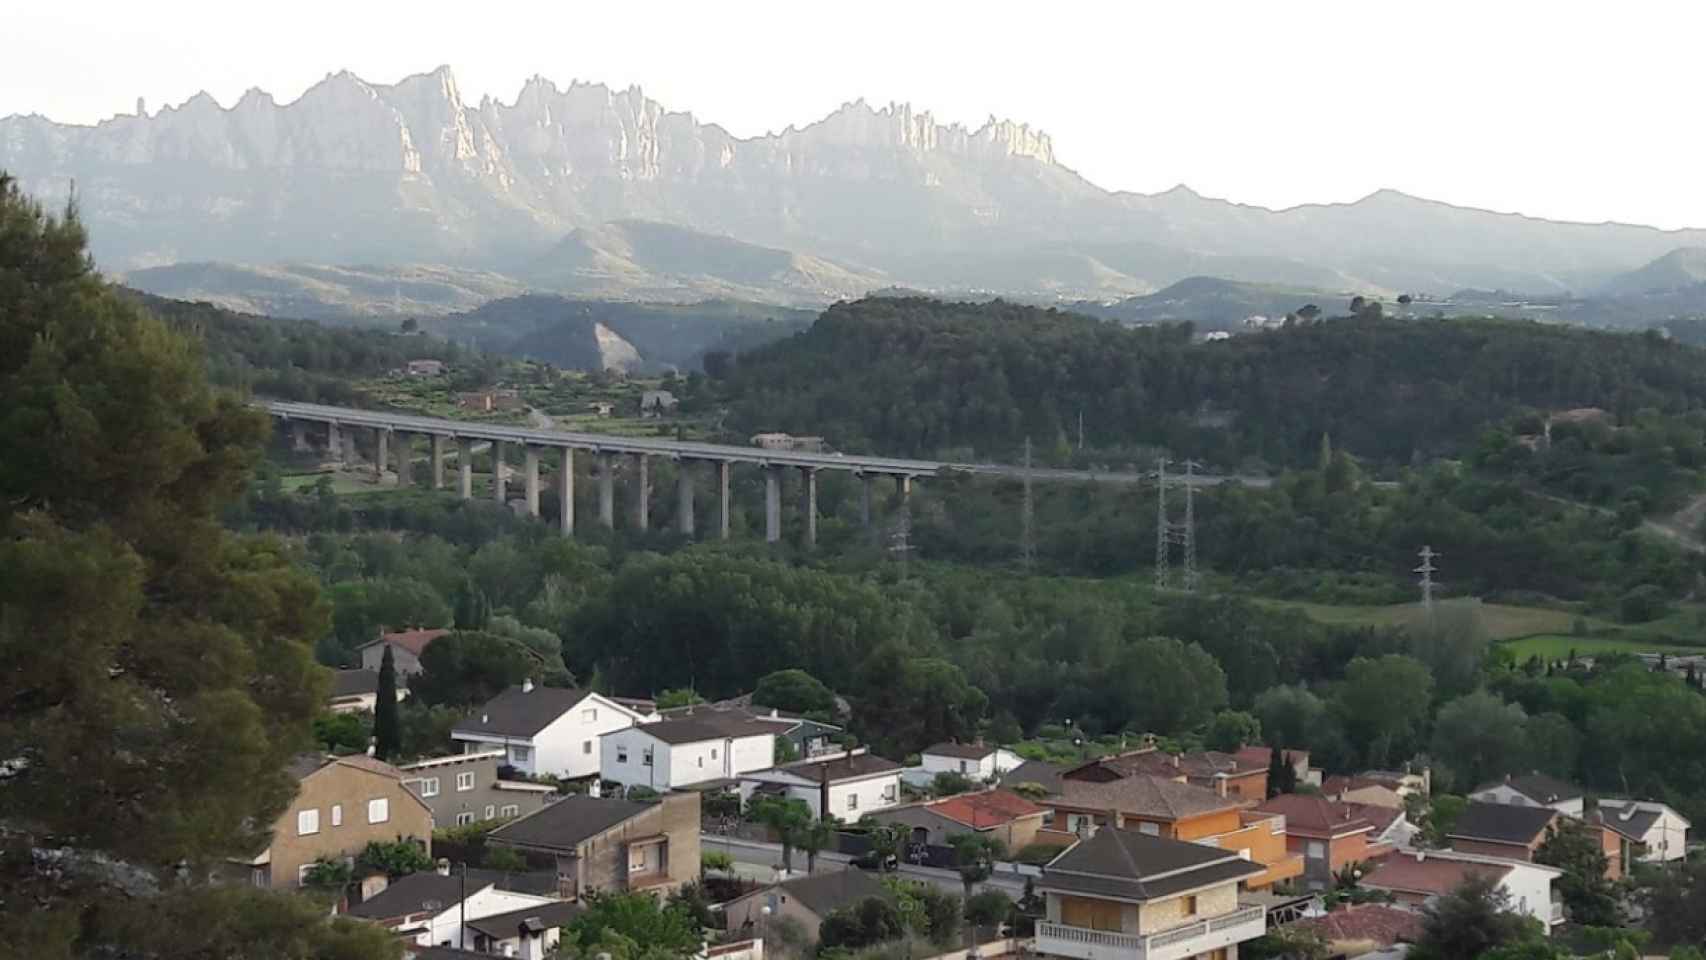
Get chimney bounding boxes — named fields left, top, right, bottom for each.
left=481, top=712, right=490, bottom=724
left=366, top=738, right=376, bottom=757
left=1414, top=850, right=1425, bottom=862
left=522, top=678, right=534, bottom=693
left=436, top=858, right=451, bottom=876
left=770, top=708, right=779, bottom=719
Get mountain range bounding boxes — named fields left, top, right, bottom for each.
left=8, top=66, right=1706, bottom=313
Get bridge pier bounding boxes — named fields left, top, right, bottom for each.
left=291, top=422, right=311, bottom=453
left=559, top=449, right=575, bottom=535
left=677, top=462, right=696, bottom=536
left=492, top=440, right=507, bottom=504
left=765, top=466, right=782, bottom=544
left=393, top=431, right=412, bottom=487
left=634, top=455, right=650, bottom=531
left=374, top=428, right=389, bottom=482
left=326, top=422, right=342, bottom=462
left=524, top=446, right=541, bottom=517
left=896, top=474, right=912, bottom=501
left=718, top=461, right=732, bottom=540
left=598, top=453, right=615, bottom=529
left=430, top=435, right=446, bottom=490
left=860, top=474, right=873, bottom=528
left=800, top=467, right=818, bottom=548
left=458, top=438, right=473, bottom=499
left=342, top=430, right=357, bottom=466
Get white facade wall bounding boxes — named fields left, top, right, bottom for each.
left=601, top=728, right=673, bottom=791
left=604, top=729, right=775, bottom=790
left=1496, top=864, right=1562, bottom=930
left=825, top=775, right=903, bottom=823
left=922, top=753, right=995, bottom=779
left=1468, top=784, right=1584, bottom=816
left=1603, top=802, right=1691, bottom=862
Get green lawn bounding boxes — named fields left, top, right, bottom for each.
left=280, top=471, right=388, bottom=496
left=1501, top=634, right=1706, bottom=660
left=1277, top=598, right=1592, bottom=641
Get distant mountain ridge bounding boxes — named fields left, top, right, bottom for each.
left=8, top=65, right=1706, bottom=306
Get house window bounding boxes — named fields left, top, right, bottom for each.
left=1237, top=848, right=1251, bottom=861
left=500, top=804, right=520, bottom=818
left=847, top=793, right=859, bottom=811
left=1138, top=822, right=1160, bottom=836
left=297, top=809, right=319, bottom=836
left=959, top=760, right=968, bottom=774
left=629, top=845, right=649, bottom=873
left=711, top=748, right=718, bottom=760
left=367, top=798, right=389, bottom=824
left=583, top=708, right=597, bottom=722
left=617, top=746, right=629, bottom=763
left=485, top=804, right=496, bottom=819
left=457, top=771, right=476, bottom=792
left=698, top=756, right=704, bottom=768
left=642, top=747, right=654, bottom=767
left=510, top=745, right=531, bottom=764
left=422, top=777, right=440, bottom=797
left=584, top=740, right=593, bottom=755
left=882, top=784, right=897, bottom=802
left=456, top=812, right=475, bottom=826
left=1182, top=895, right=1198, bottom=916
left=1307, top=841, right=1326, bottom=860
left=297, top=864, right=316, bottom=886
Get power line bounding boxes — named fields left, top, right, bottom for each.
left=1155, top=457, right=1201, bottom=592
left=1020, top=436, right=1035, bottom=571
left=1415, top=545, right=1440, bottom=611
left=1155, top=457, right=1170, bottom=590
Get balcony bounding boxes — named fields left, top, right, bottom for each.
left=1038, top=905, right=1266, bottom=960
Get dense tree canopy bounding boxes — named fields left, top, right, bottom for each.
left=0, top=174, right=379, bottom=955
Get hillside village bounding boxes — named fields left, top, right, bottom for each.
left=283, top=626, right=1694, bottom=960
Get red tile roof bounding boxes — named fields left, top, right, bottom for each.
left=1257, top=794, right=1374, bottom=838
left=1292, top=904, right=1423, bottom=946
left=929, top=790, right=1045, bottom=829
left=1361, top=852, right=1511, bottom=897
left=366, top=627, right=449, bottom=656
left=1233, top=745, right=1310, bottom=770
left=1347, top=801, right=1404, bottom=836
left=1323, top=775, right=1399, bottom=798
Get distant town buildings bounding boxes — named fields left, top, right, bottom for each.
left=750, top=432, right=827, bottom=452
left=639, top=390, right=679, bottom=417
left=405, top=359, right=446, bottom=377
left=457, top=389, right=524, bottom=413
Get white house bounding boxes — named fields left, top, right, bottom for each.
left=600, top=712, right=782, bottom=792
left=1363, top=849, right=1564, bottom=933
left=452, top=682, right=655, bottom=779
left=346, top=868, right=567, bottom=949
left=1596, top=799, right=1691, bottom=863
left=1468, top=773, right=1585, bottom=816
left=920, top=742, right=1025, bottom=781
left=740, top=749, right=905, bottom=824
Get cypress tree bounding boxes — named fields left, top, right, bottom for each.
left=1267, top=744, right=1285, bottom=798
left=374, top=645, right=400, bottom=760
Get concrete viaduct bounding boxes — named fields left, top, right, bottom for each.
left=264, top=400, right=1265, bottom=544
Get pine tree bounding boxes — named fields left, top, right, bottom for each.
left=453, top=577, right=490, bottom=630
left=374, top=645, right=400, bottom=760
left=1267, top=744, right=1286, bottom=798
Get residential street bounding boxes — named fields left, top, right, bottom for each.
left=701, top=833, right=1032, bottom=899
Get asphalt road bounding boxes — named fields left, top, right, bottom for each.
left=702, top=833, right=1031, bottom=898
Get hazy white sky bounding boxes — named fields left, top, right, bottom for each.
left=7, top=1, right=1703, bottom=228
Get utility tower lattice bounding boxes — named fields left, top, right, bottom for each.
left=1020, top=436, right=1035, bottom=570
left=1415, top=545, right=1440, bottom=611
left=1154, top=458, right=1201, bottom=591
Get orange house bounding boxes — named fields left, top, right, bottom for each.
left=1258, top=794, right=1392, bottom=891
left=1051, top=775, right=1302, bottom=888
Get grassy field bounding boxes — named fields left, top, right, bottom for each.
left=1500, top=634, right=1706, bottom=660
left=1277, top=598, right=1595, bottom=641
left=280, top=471, right=388, bottom=496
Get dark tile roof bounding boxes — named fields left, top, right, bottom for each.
left=925, top=742, right=997, bottom=760
left=630, top=711, right=785, bottom=745
left=1474, top=772, right=1584, bottom=805
left=1591, top=802, right=1661, bottom=839
left=1058, top=774, right=1237, bottom=821
left=1001, top=759, right=1065, bottom=795
left=405, top=948, right=489, bottom=960
left=487, top=795, right=653, bottom=853
left=462, top=899, right=583, bottom=940
left=779, top=752, right=903, bottom=783
left=453, top=686, right=591, bottom=739
left=1041, top=827, right=1264, bottom=902
left=348, top=873, right=476, bottom=919
left=1362, top=853, right=1511, bottom=897
left=1448, top=801, right=1559, bottom=846
left=288, top=753, right=408, bottom=783
left=774, top=868, right=893, bottom=918
left=347, top=869, right=559, bottom=920
left=331, top=669, right=380, bottom=699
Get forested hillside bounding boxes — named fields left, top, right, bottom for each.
left=719, top=297, right=1706, bottom=469
left=129, top=291, right=483, bottom=404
